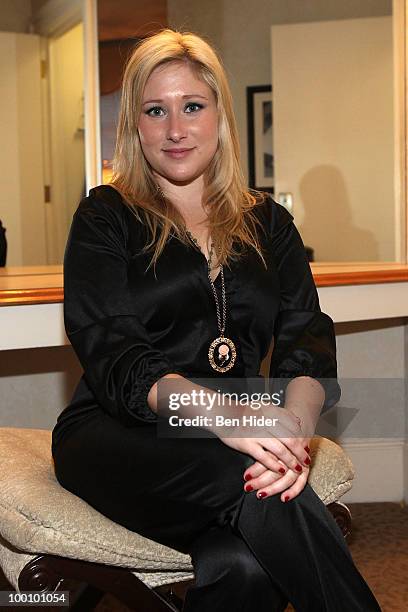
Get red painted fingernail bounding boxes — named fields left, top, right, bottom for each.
left=304, top=446, right=310, bottom=454
left=244, top=473, right=252, bottom=481
left=244, top=484, right=253, bottom=492
left=305, top=457, right=311, bottom=465
left=284, top=495, right=290, bottom=502
left=278, top=467, right=286, bottom=474
left=257, top=491, right=267, bottom=499
left=295, top=464, right=302, bottom=472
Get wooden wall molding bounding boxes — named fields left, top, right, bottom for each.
left=1, top=264, right=408, bottom=307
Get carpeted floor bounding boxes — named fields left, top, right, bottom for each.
left=345, top=501, right=408, bottom=611
left=0, top=501, right=407, bottom=611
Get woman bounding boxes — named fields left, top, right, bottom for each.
left=52, top=29, right=381, bottom=611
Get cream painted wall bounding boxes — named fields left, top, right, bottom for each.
left=0, top=346, right=82, bottom=429
left=272, top=17, right=394, bottom=262
left=0, top=31, right=46, bottom=266
left=0, top=33, right=22, bottom=265
left=48, top=22, right=85, bottom=263
left=336, top=319, right=406, bottom=439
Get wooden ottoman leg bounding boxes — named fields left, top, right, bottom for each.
left=327, top=501, right=352, bottom=538
left=19, top=554, right=181, bottom=611
left=156, top=579, right=195, bottom=611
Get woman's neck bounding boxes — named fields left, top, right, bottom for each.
left=155, top=175, right=205, bottom=222
left=155, top=174, right=214, bottom=260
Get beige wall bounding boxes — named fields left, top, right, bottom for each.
left=336, top=319, right=405, bottom=439
left=0, top=346, right=82, bottom=429
left=0, top=33, right=22, bottom=265
left=0, top=31, right=46, bottom=266
left=272, top=16, right=394, bottom=261
left=48, top=22, right=85, bottom=262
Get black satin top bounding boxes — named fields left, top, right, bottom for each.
left=52, top=185, right=340, bottom=450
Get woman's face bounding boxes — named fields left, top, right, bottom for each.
left=138, top=61, right=219, bottom=186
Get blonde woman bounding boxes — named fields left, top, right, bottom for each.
left=52, top=29, right=381, bottom=611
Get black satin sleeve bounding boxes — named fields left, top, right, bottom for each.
left=268, top=202, right=341, bottom=413
left=63, top=189, right=180, bottom=425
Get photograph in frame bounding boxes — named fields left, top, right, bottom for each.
left=247, top=85, right=274, bottom=193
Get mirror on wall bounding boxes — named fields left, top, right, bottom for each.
left=0, top=0, right=85, bottom=268
left=98, top=0, right=403, bottom=263
left=0, top=0, right=404, bottom=272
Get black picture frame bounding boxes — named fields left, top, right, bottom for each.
left=246, top=85, right=274, bottom=194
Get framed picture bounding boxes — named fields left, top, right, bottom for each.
left=246, top=85, right=274, bottom=193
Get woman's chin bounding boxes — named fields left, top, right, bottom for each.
left=155, top=170, right=204, bottom=187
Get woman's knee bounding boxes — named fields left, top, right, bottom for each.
left=188, top=526, right=288, bottom=611
left=191, top=525, right=269, bottom=589
left=227, top=545, right=272, bottom=590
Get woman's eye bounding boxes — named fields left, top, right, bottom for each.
left=185, top=102, right=204, bottom=113
left=146, top=106, right=165, bottom=117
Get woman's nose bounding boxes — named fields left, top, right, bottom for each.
left=166, top=113, right=187, bottom=142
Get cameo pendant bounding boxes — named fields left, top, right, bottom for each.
left=208, top=336, right=237, bottom=373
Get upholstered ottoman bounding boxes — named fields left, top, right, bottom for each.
left=0, top=428, right=354, bottom=610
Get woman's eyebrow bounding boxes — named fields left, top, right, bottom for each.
left=142, top=94, right=209, bottom=105
left=182, top=94, right=209, bottom=100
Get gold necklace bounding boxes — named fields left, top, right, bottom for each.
left=185, top=229, right=236, bottom=373
left=155, top=184, right=236, bottom=372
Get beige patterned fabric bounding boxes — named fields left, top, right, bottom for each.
left=308, top=435, right=355, bottom=504
left=0, top=428, right=353, bottom=590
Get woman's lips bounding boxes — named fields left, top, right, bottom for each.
left=162, top=147, right=194, bottom=159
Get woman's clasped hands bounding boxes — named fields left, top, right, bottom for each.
left=219, top=402, right=312, bottom=503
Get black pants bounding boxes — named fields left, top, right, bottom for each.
left=52, top=410, right=381, bottom=611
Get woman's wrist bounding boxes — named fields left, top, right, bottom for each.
left=285, top=406, right=316, bottom=439
left=283, top=376, right=324, bottom=437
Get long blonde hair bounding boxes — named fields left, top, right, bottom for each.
left=110, top=28, right=267, bottom=270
